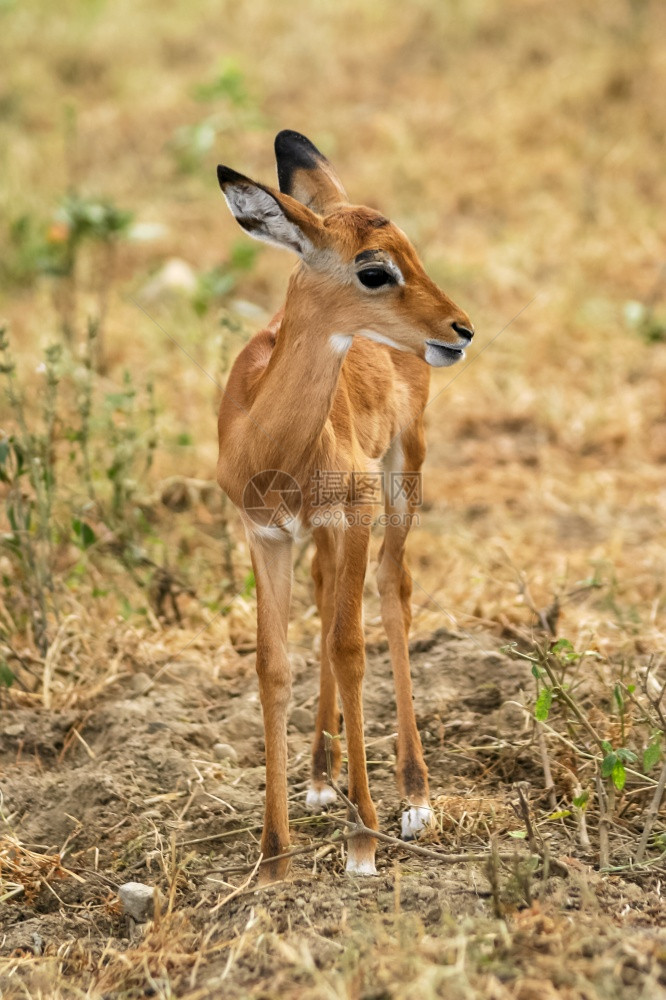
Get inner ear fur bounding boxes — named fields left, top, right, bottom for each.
left=217, top=164, right=325, bottom=256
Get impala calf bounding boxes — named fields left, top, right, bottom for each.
left=215, top=130, right=474, bottom=880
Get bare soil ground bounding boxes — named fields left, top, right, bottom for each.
left=1, top=630, right=664, bottom=998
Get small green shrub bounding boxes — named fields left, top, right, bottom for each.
left=0, top=324, right=162, bottom=656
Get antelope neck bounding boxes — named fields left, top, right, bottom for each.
left=252, top=284, right=351, bottom=467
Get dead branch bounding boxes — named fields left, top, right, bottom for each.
left=635, top=756, right=666, bottom=863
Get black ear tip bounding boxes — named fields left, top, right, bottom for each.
left=216, top=164, right=246, bottom=188
left=275, top=128, right=309, bottom=148
left=274, top=129, right=321, bottom=162
left=216, top=164, right=231, bottom=187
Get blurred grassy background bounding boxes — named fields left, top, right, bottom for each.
left=0, top=0, right=665, bottom=679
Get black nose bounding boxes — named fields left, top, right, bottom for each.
left=451, top=321, right=474, bottom=342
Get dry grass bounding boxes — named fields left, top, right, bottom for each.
left=1, top=0, right=666, bottom=996
left=2, top=0, right=665, bottom=660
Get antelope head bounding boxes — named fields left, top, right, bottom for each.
left=217, top=130, right=474, bottom=367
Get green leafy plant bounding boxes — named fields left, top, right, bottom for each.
left=0, top=324, right=167, bottom=664
left=504, top=635, right=663, bottom=862
left=600, top=741, right=638, bottom=791
left=49, top=193, right=133, bottom=365
left=192, top=59, right=250, bottom=106
left=104, top=372, right=150, bottom=519
left=1, top=214, right=62, bottom=287
left=46, top=193, right=133, bottom=274
left=643, top=732, right=663, bottom=773
left=0, top=660, right=15, bottom=688
left=534, top=680, right=552, bottom=722
left=573, top=789, right=590, bottom=810
left=71, top=517, right=96, bottom=550
left=624, top=299, right=666, bottom=344
left=170, top=60, right=263, bottom=174
left=2, top=194, right=133, bottom=367
left=169, top=117, right=223, bottom=174
left=0, top=330, right=63, bottom=653
left=550, top=637, right=580, bottom=663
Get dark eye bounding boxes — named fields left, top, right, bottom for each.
left=357, top=267, right=395, bottom=289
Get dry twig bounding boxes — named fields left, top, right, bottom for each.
left=210, top=853, right=263, bottom=914
left=596, top=774, right=611, bottom=869
left=635, top=756, right=666, bottom=863
left=323, top=733, right=526, bottom=867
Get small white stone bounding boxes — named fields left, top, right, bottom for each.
left=213, top=742, right=238, bottom=762
left=401, top=805, right=434, bottom=841
left=305, top=784, right=338, bottom=811
left=118, top=882, right=155, bottom=922
left=128, top=672, right=151, bottom=694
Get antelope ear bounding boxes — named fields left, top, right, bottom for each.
left=274, top=130, right=348, bottom=213
left=216, top=165, right=324, bottom=259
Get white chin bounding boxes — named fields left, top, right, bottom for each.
left=424, top=344, right=465, bottom=367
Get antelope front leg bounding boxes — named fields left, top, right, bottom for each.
left=328, top=523, right=378, bottom=875
left=308, top=526, right=340, bottom=810
left=248, top=531, right=293, bottom=884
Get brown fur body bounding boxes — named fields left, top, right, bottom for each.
left=218, top=306, right=429, bottom=523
